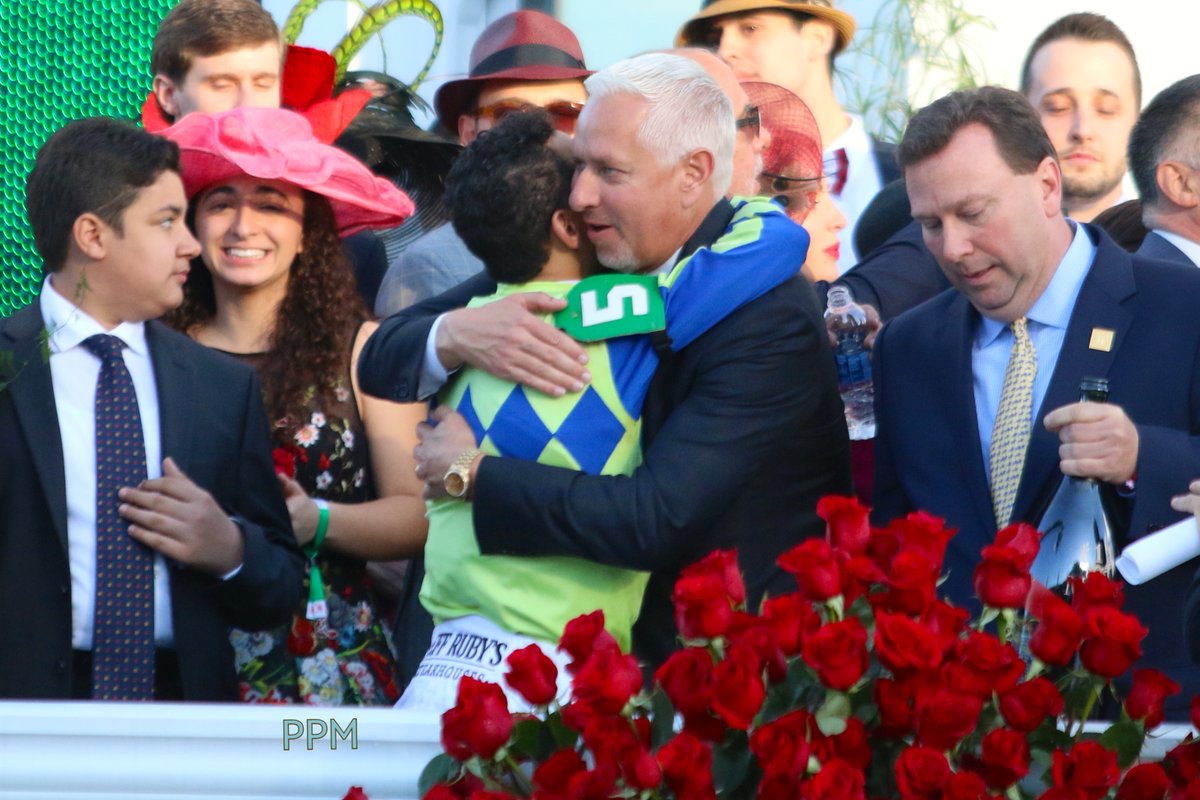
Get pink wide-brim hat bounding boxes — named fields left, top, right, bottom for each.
left=163, top=107, right=415, bottom=236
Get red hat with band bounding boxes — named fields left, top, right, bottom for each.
left=433, top=10, right=592, bottom=131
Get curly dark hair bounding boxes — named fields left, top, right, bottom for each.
left=164, top=191, right=367, bottom=426
left=444, top=110, right=574, bottom=284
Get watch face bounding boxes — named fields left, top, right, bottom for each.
left=445, top=470, right=466, bottom=498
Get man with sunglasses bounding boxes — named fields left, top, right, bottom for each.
left=676, top=0, right=899, bottom=275
left=374, top=11, right=591, bottom=318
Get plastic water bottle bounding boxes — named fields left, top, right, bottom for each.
left=824, top=286, right=876, bottom=440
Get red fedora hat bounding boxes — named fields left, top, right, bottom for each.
left=434, top=10, right=592, bottom=130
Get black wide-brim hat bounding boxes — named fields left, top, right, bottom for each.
left=433, top=10, right=592, bottom=131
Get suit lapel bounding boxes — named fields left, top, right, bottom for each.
left=2, top=303, right=69, bottom=551
left=146, top=322, right=194, bottom=470
left=1014, top=232, right=1135, bottom=524
left=939, top=295, right=997, bottom=543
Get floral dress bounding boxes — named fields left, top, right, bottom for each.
left=225, top=351, right=401, bottom=706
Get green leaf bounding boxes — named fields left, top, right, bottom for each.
left=417, top=752, right=459, bottom=798
left=509, top=717, right=554, bottom=762
left=650, top=687, right=677, bottom=748
left=1099, top=719, right=1145, bottom=769
left=712, top=729, right=756, bottom=799
left=545, top=712, right=579, bottom=750
left=815, top=691, right=851, bottom=736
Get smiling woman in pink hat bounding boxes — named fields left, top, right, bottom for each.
left=163, top=106, right=427, bottom=705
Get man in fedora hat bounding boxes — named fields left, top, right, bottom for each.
left=374, top=10, right=592, bottom=318
left=677, top=0, right=898, bottom=275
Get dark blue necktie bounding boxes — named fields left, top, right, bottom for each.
left=84, top=333, right=154, bottom=701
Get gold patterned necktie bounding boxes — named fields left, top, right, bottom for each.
left=989, top=317, right=1037, bottom=528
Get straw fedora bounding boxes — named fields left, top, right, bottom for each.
left=675, top=0, right=856, bottom=54
left=434, top=10, right=592, bottom=130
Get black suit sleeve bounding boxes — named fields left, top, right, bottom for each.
left=868, top=320, right=914, bottom=527
left=817, top=222, right=950, bottom=321
left=206, top=370, right=305, bottom=630
left=471, top=280, right=847, bottom=571
left=357, top=272, right=497, bottom=402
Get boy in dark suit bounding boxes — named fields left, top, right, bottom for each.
left=0, top=117, right=303, bottom=701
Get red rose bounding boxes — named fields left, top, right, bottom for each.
left=440, top=676, right=513, bottom=760
left=558, top=611, right=618, bottom=674
left=802, top=617, right=869, bottom=691
left=977, top=727, right=1030, bottom=788
left=533, top=748, right=587, bottom=796
left=842, top=554, right=886, bottom=607
left=922, top=600, right=971, bottom=656
left=658, top=732, right=716, bottom=800
left=828, top=717, right=871, bottom=770
left=565, top=765, right=618, bottom=800
left=465, top=792, right=511, bottom=800
left=750, top=709, right=813, bottom=777
left=581, top=716, right=658, bottom=790
left=655, top=647, right=714, bottom=717
left=1068, top=572, right=1125, bottom=621
left=867, top=524, right=901, bottom=572
left=876, top=549, right=939, bottom=615
left=800, top=758, right=866, bottom=800
left=890, top=511, right=956, bottom=570
left=421, top=784, right=458, bottom=800
left=727, top=611, right=786, bottom=682
left=504, top=644, right=558, bottom=707
left=570, top=645, right=642, bottom=719
left=673, top=572, right=736, bottom=640
left=876, top=676, right=918, bottom=737
left=1051, top=741, right=1120, bottom=800
left=944, top=771, right=990, bottom=800
left=1079, top=605, right=1147, bottom=679
left=341, top=788, right=369, bottom=800
left=711, top=643, right=765, bottom=729
left=1164, top=738, right=1200, bottom=785
left=895, top=745, right=951, bottom=800
left=996, top=522, right=1041, bottom=561
left=272, top=447, right=296, bottom=478
left=759, top=772, right=805, bottom=800
left=948, top=631, right=1024, bottom=698
left=819, top=495, right=872, bottom=555
left=779, top=538, right=843, bottom=601
left=287, top=616, right=318, bottom=656
left=1116, top=763, right=1170, bottom=800
left=998, top=677, right=1064, bottom=733
left=1027, top=584, right=1084, bottom=667
left=688, top=548, right=747, bottom=604
left=916, top=689, right=983, bottom=751
left=974, top=545, right=1032, bottom=609
left=761, top=593, right=819, bottom=657
left=1125, top=668, right=1181, bottom=728
left=875, top=611, right=944, bottom=674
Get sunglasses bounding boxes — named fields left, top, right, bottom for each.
left=736, top=105, right=761, bottom=138
left=474, top=99, right=585, bottom=134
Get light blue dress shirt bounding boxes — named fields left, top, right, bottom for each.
left=975, top=223, right=1096, bottom=480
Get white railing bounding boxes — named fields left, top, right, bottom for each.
left=0, top=701, right=1192, bottom=799
left=0, top=702, right=442, bottom=800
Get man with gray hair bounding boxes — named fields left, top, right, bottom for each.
left=360, top=52, right=850, bottom=668
left=1128, top=75, right=1200, bottom=267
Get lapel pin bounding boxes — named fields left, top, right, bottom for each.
left=1089, top=328, right=1115, bottom=352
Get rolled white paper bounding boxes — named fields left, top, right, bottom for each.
left=1115, top=515, right=1200, bottom=585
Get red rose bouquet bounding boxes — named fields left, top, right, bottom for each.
left=420, top=496, right=1200, bottom=799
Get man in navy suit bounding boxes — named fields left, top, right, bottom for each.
left=0, top=118, right=303, bottom=700
left=1128, top=75, right=1200, bottom=269
left=873, top=87, right=1200, bottom=716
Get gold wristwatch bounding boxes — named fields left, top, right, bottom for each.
left=444, top=448, right=483, bottom=499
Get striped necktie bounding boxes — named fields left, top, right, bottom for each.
left=84, top=333, right=155, bottom=701
left=989, top=317, right=1037, bottom=529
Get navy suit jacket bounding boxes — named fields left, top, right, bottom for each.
left=873, top=225, right=1200, bottom=715
left=1137, top=230, right=1195, bottom=267
left=0, top=303, right=304, bottom=700
left=360, top=201, right=853, bottom=669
